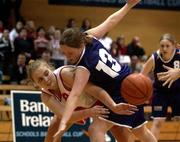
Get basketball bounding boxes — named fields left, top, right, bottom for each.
left=121, top=73, right=153, bottom=105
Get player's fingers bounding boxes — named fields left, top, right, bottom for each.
left=158, top=75, right=168, bottom=81
left=123, top=111, right=135, bottom=115
left=157, top=72, right=166, bottom=77
left=126, top=104, right=138, bottom=111
left=129, top=107, right=139, bottom=112
left=99, top=108, right=110, bottom=114
left=96, top=106, right=109, bottom=112
left=99, top=114, right=109, bottom=118
left=168, top=80, right=173, bottom=88
left=122, top=103, right=137, bottom=108
left=157, top=72, right=168, bottom=80
left=163, top=65, right=172, bottom=70
left=162, top=78, right=171, bottom=86
left=128, top=104, right=137, bottom=108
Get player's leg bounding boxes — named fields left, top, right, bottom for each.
left=150, top=118, right=165, bottom=139
left=44, top=115, right=60, bottom=142
left=88, top=117, right=113, bottom=142
left=127, top=105, right=157, bottom=142
left=150, top=91, right=168, bottom=139
left=171, top=91, right=180, bottom=119
left=132, top=124, right=157, bottom=142
left=110, top=126, right=134, bottom=142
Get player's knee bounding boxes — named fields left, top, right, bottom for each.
left=88, top=124, right=97, bottom=135
left=132, top=125, right=147, bottom=137
left=88, top=123, right=103, bottom=136
left=153, top=119, right=164, bottom=128
left=111, top=127, right=130, bottom=142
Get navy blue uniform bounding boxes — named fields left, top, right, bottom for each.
left=76, top=38, right=146, bottom=128
left=152, top=49, right=180, bottom=118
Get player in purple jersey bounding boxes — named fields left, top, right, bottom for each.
left=54, top=0, right=157, bottom=142
left=142, top=33, right=180, bottom=140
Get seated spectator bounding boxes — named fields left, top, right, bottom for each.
left=47, top=25, right=56, bottom=40
left=0, top=20, right=4, bottom=38
left=119, top=55, right=131, bottom=65
left=65, top=18, right=76, bottom=29
left=9, top=21, right=24, bottom=44
left=130, top=55, right=141, bottom=73
left=116, top=35, right=127, bottom=55
left=0, top=29, right=12, bottom=75
left=10, top=53, right=28, bottom=85
left=14, top=27, right=35, bottom=62
left=34, top=26, right=50, bottom=58
left=25, top=20, right=36, bottom=40
left=0, top=70, right=3, bottom=84
left=126, top=36, right=145, bottom=58
left=41, top=50, right=53, bottom=64
left=50, top=28, right=67, bottom=68
left=80, top=18, right=92, bottom=32
left=109, top=41, right=119, bottom=59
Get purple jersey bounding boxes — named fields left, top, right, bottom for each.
left=153, top=49, right=180, bottom=93
left=76, top=38, right=131, bottom=95
left=75, top=37, right=146, bottom=128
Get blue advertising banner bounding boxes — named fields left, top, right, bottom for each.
left=11, top=90, right=115, bottom=142
left=49, top=0, right=180, bottom=10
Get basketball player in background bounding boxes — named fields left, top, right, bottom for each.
left=157, top=43, right=180, bottom=87
left=54, top=0, right=157, bottom=141
left=27, top=60, right=139, bottom=142
left=141, top=33, right=180, bottom=139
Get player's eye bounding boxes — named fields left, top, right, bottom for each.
left=38, top=78, right=43, bottom=84
left=160, top=44, right=171, bottom=48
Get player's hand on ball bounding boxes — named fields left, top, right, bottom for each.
left=113, top=103, right=138, bottom=115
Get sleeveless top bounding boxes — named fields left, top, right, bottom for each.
left=152, top=49, right=180, bottom=93
left=41, top=66, right=97, bottom=124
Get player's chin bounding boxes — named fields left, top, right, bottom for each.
left=68, top=60, right=76, bottom=64
left=46, top=83, right=52, bottom=89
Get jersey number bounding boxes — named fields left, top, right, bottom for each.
left=96, top=49, right=121, bottom=78
left=174, top=60, right=180, bottom=69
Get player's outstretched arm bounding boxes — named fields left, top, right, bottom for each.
left=141, top=56, right=154, bottom=75
left=57, top=67, right=90, bottom=133
left=86, top=0, right=140, bottom=39
left=85, top=83, right=138, bottom=115
left=41, top=92, right=108, bottom=122
left=61, top=66, right=138, bottom=115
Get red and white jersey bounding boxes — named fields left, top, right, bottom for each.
left=41, top=65, right=97, bottom=124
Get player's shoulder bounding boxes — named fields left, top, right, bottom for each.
left=176, top=48, right=180, bottom=54
left=151, top=50, right=159, bottom=59
left=53, top=65, right=75, bottom=74
left=60, top=65, right=76, bottom=73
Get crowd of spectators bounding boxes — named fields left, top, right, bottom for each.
left=0, top=18, right=147, bottom=85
